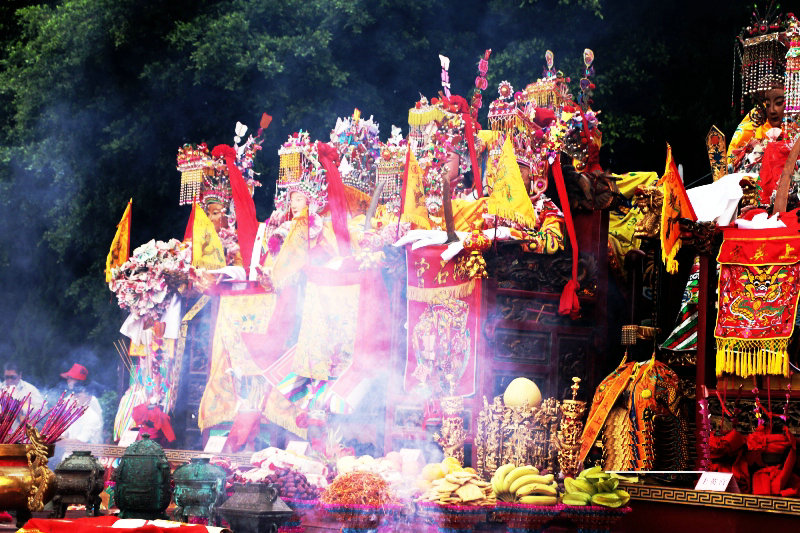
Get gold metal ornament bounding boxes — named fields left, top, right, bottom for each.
left=556, top=378, right=587, bottom=479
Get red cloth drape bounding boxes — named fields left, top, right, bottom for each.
left=213, top=144, right=259, bottom=267
left=316, top=141, right=351, bottom=256
left=551, top=154, right=580, bottom=319
left=131, top=403, right=176, bottom=443
left=758, top=140, right=791, bottom=204
left=20, top=517, right=208, bottom=533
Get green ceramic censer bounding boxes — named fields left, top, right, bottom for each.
left=112, top=435, right=172, bottom=519
left=172, top=456, right=228, bottom=524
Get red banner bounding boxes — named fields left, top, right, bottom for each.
left=404, top=245, right=480, bottom=397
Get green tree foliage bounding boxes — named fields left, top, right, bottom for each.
left=0, top=0, right=752, bottom=387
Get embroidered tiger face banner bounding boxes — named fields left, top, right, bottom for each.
left=715, top=227, right=800, bottom=378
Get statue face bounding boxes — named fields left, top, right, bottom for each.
left=444, top=149, right=461, bottom=191
left=519, top=164, right=532, bottom=194
left=206, top=202, right=227, bottom=232
left=289, top=190, right=309, bottom=217
left=764, top=87, right=785, bottom=128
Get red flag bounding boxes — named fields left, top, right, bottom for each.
left=183, top=202, right=196, bottom=243
left=212, top=144, right=259, bottom=267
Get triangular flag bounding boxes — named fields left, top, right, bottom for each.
left=191, top=203, right=226, bottom=270
left=659, top=143, right=696, bottom=274
left=399, top=147, right=431, bottom=229
left=105, top=198, right=132, bottom=283
left=486, top=136, right=537, bottom=228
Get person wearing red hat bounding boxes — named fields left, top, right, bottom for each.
left=61, top=363, right=89, bottom=389
left=60, top=363, right=103, bottom=444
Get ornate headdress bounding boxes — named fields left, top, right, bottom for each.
left=329, top=109, right=381, bottom=195
left=177, top=118, right=266, bottom=209
left=408, top=96, right=444, bottom=158
left=275, top=131, right=327, bottom=213
left=737, top=3, right=789, bottom=107
left=487, top=81, right=518, bottom=132
left=376, top=126, right=407, bottom=214
left=177, top=143, right=212, bottom=205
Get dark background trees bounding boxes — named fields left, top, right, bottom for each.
left=0, top=0, right=751, bottom=389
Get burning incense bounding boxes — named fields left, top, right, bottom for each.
left=0, top=389, right=88, bottom=444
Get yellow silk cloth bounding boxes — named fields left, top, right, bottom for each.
left=198, top=292, right=277, bottom=430
left=191, top=203, right=226, bottom=270
left=292, top=280, right=360, bottom=380
left=727, top=107, right=773, bottom=167
left=400, top=148, right=431, bottom=229
left=607, top=171, right=659, bottom=270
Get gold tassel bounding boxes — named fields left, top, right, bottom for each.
left=408, top=107, right=444, bottom=127
left=486, top=201, right=538, bottom=230
left=407, top=279, right=476, bottom=303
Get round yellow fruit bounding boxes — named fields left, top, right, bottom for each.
left=503, top=377, right=542, bottom=409
left=421, top=463, right=446, bottom=481
left=462, top=467, right=477, bottom=475
left=442, top=456, right=462, bottom=474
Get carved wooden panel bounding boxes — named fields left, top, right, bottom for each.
left=187, top=374, right=207, bottom=404
left=557, top=334, right=591, bottom=402
left=493, top=329, right=550, bottom=364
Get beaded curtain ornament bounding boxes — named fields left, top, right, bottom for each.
left=737, top=3, right=788, bottom=112
left=177, top=143, right=212, bottom=205
left=408, top=96, right=444, bottom=158
left=376, top=128, right=406, bottom=213
left=785, top=16, right=800, bottom=133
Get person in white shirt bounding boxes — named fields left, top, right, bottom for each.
left=59, top=363, right=103, bottom=444
left=1, top=362, right=44, bottom=410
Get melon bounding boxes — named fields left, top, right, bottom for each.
left=503, top=377, right=542, bottom=409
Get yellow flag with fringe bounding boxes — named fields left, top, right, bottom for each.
left=105, top=198, right=132, bottom=282
left=658, top=144, right=696, bottom=274
left=486, top=136, right=537, bottom=228
left=400, top=146, right=431, bottom=229
left=192, top=203, right=226, bottom=269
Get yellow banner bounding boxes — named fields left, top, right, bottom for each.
left=105, top=198, right=132, bottom=282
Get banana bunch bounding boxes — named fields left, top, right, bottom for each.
left=562, top=466, right=631, bottom=508
left=490, top=464, right=559, bottom=505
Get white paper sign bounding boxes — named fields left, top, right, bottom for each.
left=204, top=435, right=228, bottom=454
left=695, top=472, right=739, bottom=493
left=117, top=429, right=139, bottom=448
left=286, top=440, right=311, bottom=456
